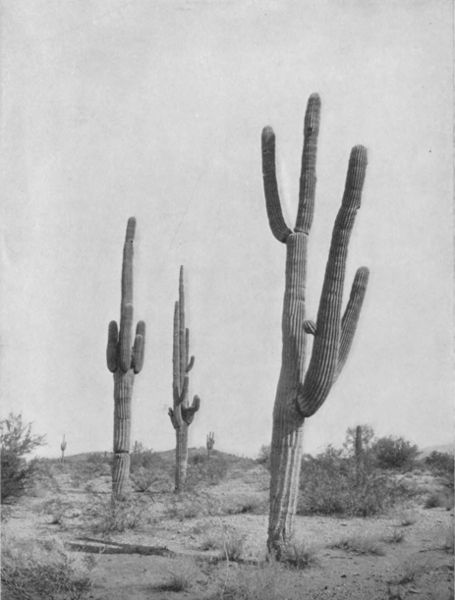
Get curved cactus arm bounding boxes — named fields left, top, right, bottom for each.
left=262, top=127, right=293, bottom=243
left=182, top=395, right=200, bottom=425
left=107, top=320, right=119, bottom=372
left=297, top=146, right=368, bottom=417
left=303, top=319, right=316, bottom=335
left=132, top=321, right=146, bottom=373
left=335, top=266, right=369, bottom=380
left=295, top=93, right=321, bottom=234
left=186, top=355, right=195, bottom=373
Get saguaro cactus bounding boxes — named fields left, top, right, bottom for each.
left=106, top=217, right=145, bottom=499
left=206, top=432, right=215, bottom=458
left=262, top=94, right=370, bottom=555
left=60, top=435, right=67, bottom=463
left=168, top=266, right=200, bottom=492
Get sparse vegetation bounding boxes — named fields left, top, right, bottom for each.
left=280, top=540, right=318, bottom=569
left=1, top=535, right=94, bottom=600
left=87, top=495, right=147, bottom=535
left=331, top=534, right=386, bottom=556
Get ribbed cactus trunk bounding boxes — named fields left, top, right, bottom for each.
left=106, top=218, right=145, bottom=500
left=262, top=94, right=370, bottom=555
left=355, top=425, right=363, bottom=485
left=168, top=266, right=200, bottom=492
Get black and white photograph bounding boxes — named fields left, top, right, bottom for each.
left=1, top=1, right=453, bottom=598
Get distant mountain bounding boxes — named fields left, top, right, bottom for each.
left=419, top=443, right=454, bottom=458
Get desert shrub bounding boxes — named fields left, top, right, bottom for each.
left=1, top=414, right=45, bottom=503
left=425, top=451, right=454, bottom=489
left=186, top=453, right=229, bottom=488
left=1, top=535, right=93, bottom=600
left=424, top=490, right=453, bottom=509
left=371, top=436, right=419, bottom=470
left=331, top=534, right=385, bottom=556
left=297, top=447, right=398, bottom=517
left=200, top=525, right=245, bottom=561
left=256, top=445, right=271, bottom=470
left=87, top=495, right=147, bottom=535
left=154, top=562, right=197, bottom=592
left=280, top=540, right=317, bottom=569
left=166, top=495, right=201, bottom=520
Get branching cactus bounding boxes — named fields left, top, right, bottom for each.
left=168, top=266, right=200, bottom=492
left=206, top=431, right=215, bottom=458
left=60, top=435, right=67, bottom=463
left=262, top=94, right=370, bottom=555
left=106, top=217, right=145, bottom=499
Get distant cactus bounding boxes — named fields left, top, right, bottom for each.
left=354, top=425, right=363, bottom=484
left=106, top=217, right=145, bottom=499
left=262, top=94, right=370, bottom=555
left=60, top=435, right=67, bottom=463
left=206, top=432, right=215, bottom=457
left=168, top=266, right=200, bottom=492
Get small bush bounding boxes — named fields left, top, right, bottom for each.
left=185, top=454, right=229, bottom=488
left=201, top=526, right=245, bottom=561
left=425, top=451, right=454, bottom=476
left=87, top=496, right=146, bottom=535
left=297, top=447, right=398, bottom=517
left=155, top=566, right=194, bottom=592
left=1, top=414, right=45, bottom=503
left=424, top=490, right=453, bottom=509
left=256, top=445, right=271, bottom=470
left=281, top=540, right=317, bottom=569
left=331, top=534, right=385, bottom=556
left=383, top=529, right=405, bottom=544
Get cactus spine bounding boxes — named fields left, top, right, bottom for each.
left=206, top=431, right=215, bottom=458
left=106, top=217, right=145, bottom=499
left=168, top=266, right=200, bottom=492
left=262, top=94, right=370, bottom=555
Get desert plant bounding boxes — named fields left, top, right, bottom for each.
left=1, top=413, right=45, bottom=503
left=1, top=535, right=93, bottom=600
left=261, top=94, right=370, bottom=555
left=88, top=495, right=145, bottom=535
left=60, top=435, right=67, bottom=463
left=425, top=451, right=454, bottom=479
left=371, top=436, right=419, bottom=470
left=257, top=444, right=271, bottom=470
left=280, top=540, right=317, bottom=569
left=331, top=534, right=385, bottom=556
left=106, top=217, right=145, bottom=499
left=168, top=266, right=200, bottom=492
left=207, top=431, right=215, bottom=457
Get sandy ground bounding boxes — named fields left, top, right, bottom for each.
left=1, top=461, right=453, bottom=600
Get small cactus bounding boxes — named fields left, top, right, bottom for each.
left=206, top=432, right=215, bottom=457
left=60, top=435, right=67, bottom=463
left=168, top=266, right=200, bottom=491
left=106, top=218, right=145, bottom=499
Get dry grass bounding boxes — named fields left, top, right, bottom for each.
left=331, top=534, right=386, bottom=556
left=1, top=533, right=94, bottom=600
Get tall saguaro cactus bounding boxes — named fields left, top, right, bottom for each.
left=106, top=217, right=145, bottom=499
left=262, top=94, right=370, bottom=555
left=168, top=266, right=200, bottom=492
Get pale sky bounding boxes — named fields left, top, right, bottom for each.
left=1, top=0, right=453, bottom=458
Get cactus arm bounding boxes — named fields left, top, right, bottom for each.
left=295, top=94, right=321, bottom=234
left=182, top=395, right=200, bottom=425
left=303, top=320, right=316, bottom=335
left=261, top=127, right=293, bottom=243
left=335, top=266, right=369, bottom=380
left=107, top=320, right=119, bottom=372
left=132, top=321, right=146, bottom=373
left=186, top=355, right=195, bottom=373
left=298, top=146, right=368, bottom=417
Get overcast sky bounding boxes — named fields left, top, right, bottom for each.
left=2, top=0, right=453, bottom=458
